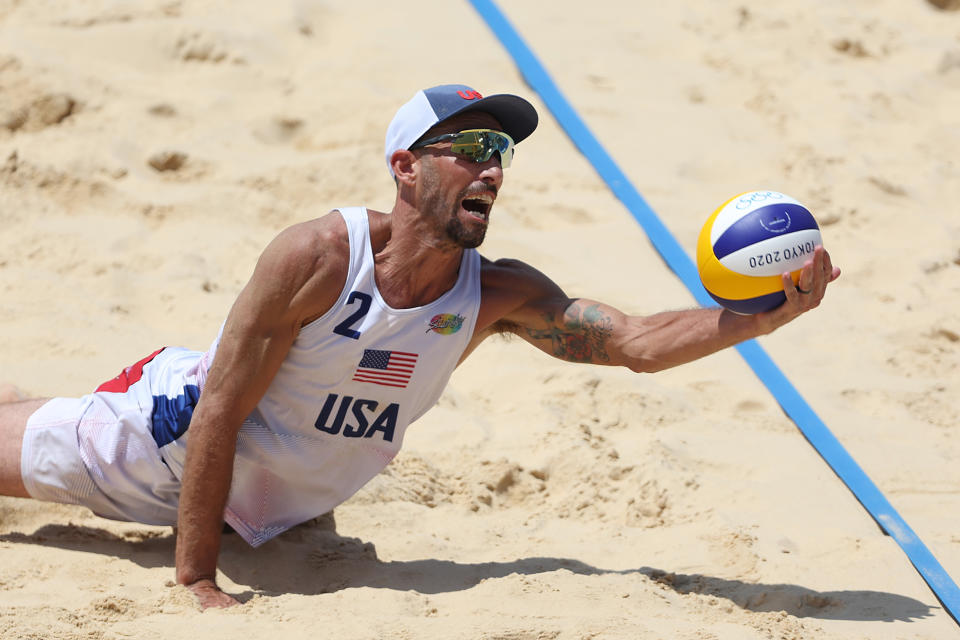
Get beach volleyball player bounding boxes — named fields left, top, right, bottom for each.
left=0, top=84, right=840, bottom=609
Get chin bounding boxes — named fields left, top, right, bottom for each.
left=445, top=218, right=486, bottom=249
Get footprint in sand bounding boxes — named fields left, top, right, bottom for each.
left=173, top=30, right=245, bottom=65
left=147, top=150, right=188, bottom=172
left=2, top=93, right=76, bottom=133
left=252, top=116, right=305, bottom=145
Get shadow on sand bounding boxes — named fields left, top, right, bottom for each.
left=0, top=514, right=936, bottom=623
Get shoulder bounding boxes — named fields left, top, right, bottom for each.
left=258, top=211, right=349, bottom=279
left=476, top=256, right=567, bottom=333
left=272, top=210, right=349, bottom=256
left=246, top=211, right=352, bottom=323
left=480, top=256, right=565, bottom=296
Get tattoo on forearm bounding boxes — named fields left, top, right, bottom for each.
left=525, top=302, right=613, bottom=363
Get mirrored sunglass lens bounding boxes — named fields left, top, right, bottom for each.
left=486, top=132, right=513, bottom=167
left=500, top=146, right=513, bottom=167
left=450, top=137, right=484, bottom=160
left=448, top=130, right=514, bottom=166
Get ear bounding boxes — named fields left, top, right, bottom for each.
left=391, top=149, right=418, bottom=187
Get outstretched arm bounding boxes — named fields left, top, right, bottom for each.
left=483, top=246, right=839, bottom=373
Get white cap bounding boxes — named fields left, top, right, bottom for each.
left=384, top=83, right=538, bottom=177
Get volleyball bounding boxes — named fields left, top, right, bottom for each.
left=697, top=190, right=822, bottom=315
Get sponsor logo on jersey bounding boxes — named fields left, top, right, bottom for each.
left=314, top=393, right=399, bottom=442
left=427, top=313, right=465, bottom=335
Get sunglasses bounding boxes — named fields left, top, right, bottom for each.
left=410, top=129, right=515, bottom=168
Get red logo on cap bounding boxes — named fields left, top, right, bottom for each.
left=457, top=90, right=483, bottom=100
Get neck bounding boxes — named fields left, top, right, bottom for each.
left=372, top=204, right=466, bottom=309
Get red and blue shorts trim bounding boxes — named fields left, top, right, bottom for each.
left=95, top=347, right=200, bottom=448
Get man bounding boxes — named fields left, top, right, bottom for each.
left=0, top=84, right=839, bottom=609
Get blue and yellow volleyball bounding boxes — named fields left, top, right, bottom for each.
left=697, top=190, right=822, bottom=315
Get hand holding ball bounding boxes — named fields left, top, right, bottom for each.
left=697, top=190, right=822, bottom=314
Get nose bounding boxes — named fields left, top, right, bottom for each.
left=477, top=154, right=503, bottom=188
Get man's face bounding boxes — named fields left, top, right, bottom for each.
left=413, top=111, right=506, bottom=250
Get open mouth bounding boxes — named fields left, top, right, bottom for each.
left=460, top=193, right=494, bottom=221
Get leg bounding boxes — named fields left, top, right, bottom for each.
left=0, top=396, right=50, bottom=498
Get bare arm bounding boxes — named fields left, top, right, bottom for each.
left=174, top=215, right=347, bottom=608
left=482, top=246, right=839, bottom=373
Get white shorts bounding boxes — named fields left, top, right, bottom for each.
left=20, top=349, right=194, bottom=525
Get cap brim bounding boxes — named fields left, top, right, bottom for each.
left=454, top=93, right=538, bottom=144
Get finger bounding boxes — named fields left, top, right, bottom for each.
left=782, top=271, right=802, bottom=301
left=795, top=258, right=816, bottom=294
left=821, top=249, right=841, bottom=282
left=782, top=271, right=793, bottom=291
left=809, top=246, right=832, bottom=292
left=812, top=247, right=827, bottom=290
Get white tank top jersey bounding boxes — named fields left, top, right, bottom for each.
left=159, top=207, right=481, bottom=546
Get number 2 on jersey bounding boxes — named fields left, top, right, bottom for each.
left=332, top=291, right=372, bottom=339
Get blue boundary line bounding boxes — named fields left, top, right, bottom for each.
left=468, top=0, right=960, bottom=624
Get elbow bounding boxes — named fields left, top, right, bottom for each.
left=624, top=353, right=682, bottom=374
left=625, top=359, right=660, bottom=374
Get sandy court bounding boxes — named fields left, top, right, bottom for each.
left=1, top=0, right=959, bottom=638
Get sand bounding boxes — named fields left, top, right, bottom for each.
left=1, top=0, right=959, bottom=638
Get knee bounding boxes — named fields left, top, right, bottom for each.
left=0, top=398, right=48, bottom=499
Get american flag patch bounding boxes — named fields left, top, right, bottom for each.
left=352, top=349, right=419, bottom=388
